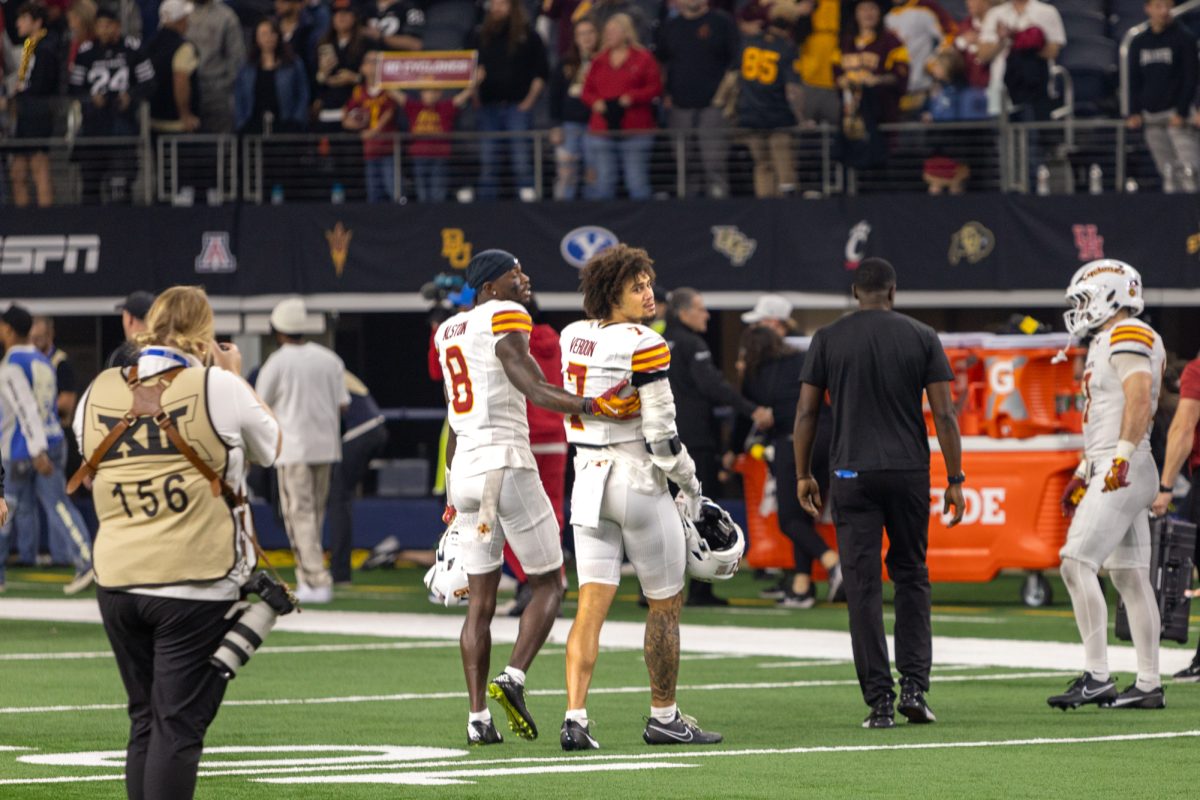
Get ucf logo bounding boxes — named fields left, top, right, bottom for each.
left=710, top=226, right=757, bottom=267
left=948, top=221, right=995, bottom=265
left=441, top=229, right=472, bottom=269
left=96, top=407, right=192, bottom=462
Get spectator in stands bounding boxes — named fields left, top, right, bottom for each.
left=363, top=0, right=424, bottom=51
left=315, top=0, right=366, bottom=128
left=590, top=0, right=654, bottom=51
left=10, top=2, right=60, bottom=208
left=68, top=8, right=153, bottom=204
left=274, top=0, right=316, bottom=77
left=795, top=0, right=845, bottom=127
left=542, top=0, right=587, bottom=61
left=549, top=16, right=598, bottom=200
left=834, top=0, right=908, bottom=169
left=657, top=0, right=738, bottom=198
left=953, top=0, right=995, bottom=95
left=1128, top=0, right=1199, bottom=192
left=976, top=0, right=1064, bottom=122
left=736, top=16, right=802, bottom=197
left=189, top=0, right=245, bottom=134
left=401, top=81, right=475, bottom=203
left=581, top=13, right=662, bottom=200
left=342, top=49, right=400, bottom=202
left=885, top=0, right=956, bottom=120
left=65, top=0, right=94, bottom=69
left=235, top=17, right=310, bottom=133
left=146, top=0, right=201, bottom=138
left=470, top=0, right=548, bottom=202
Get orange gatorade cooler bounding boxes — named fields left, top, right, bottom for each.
left=977, top=334, right=1083, bottom=439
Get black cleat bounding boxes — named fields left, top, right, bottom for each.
left=1172, top=660, right=1200, bottom=683
left=643, top=712, right=723, bottom=745
left=898, top=678, right=936, bottom=724
left=467, top=718, right=503, bottom=746
left=863, top=697, right=895, bottom=729
left=1047, top=672, right=1117, bottom=710
left=1103, top=684, right=1165, bottom=709
left=487, top=673, right=538, bottom=740
left=560, top=719, right=600, bottom=751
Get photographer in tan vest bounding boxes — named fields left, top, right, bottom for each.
left=72, top=286, right=281, bottom=800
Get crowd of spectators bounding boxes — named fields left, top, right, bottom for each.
left=5, top=0, right=1200, bottom=204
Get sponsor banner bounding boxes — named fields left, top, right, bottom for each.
left=3, top=195, right=1200, bottom=298
left=376, top=50, right=477, bottom=89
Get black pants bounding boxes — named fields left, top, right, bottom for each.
left=773, top=435, right=831, bottom=576
left=830, top=469, right=931, bottom=706
left=98, top=588, right=235, bottom=800
left=327, top=424, right=389, bottom=583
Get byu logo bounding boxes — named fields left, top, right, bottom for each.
left=560, top=226, right=618, bottom=269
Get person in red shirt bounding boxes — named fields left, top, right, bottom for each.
left=343, top=50, right=400, bottom=202
left=581, top=12, right=662, bottom=199
left=399, top=79, right=475, bottom=203
left=1152, top=354, right=1200, bottom=680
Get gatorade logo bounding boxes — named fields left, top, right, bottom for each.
left=988, top=360, right=1015, bottom=394
left=930, top=487, right=1006, bottom=526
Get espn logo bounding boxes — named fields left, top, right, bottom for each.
left=0, top=235, right=100, bottom=275
left=930, top=487, right=1006, bottom=526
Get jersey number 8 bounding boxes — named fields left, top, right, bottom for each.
left=444, top=346, right=475, bottom=414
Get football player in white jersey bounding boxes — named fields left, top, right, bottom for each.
left=434, top=249, right=640, bottom=746
left=557, top=244, right=724, bottom=751
left=1049, top=260, right=1167, bottom=711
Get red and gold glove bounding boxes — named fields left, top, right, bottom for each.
left=442, top=505, right=457, bottom=524
left=1060, top=476, right=1087, bottom=518
left=1102, top=458, right=1131, bottom=492
left=587, top=379, right=641, bottom=419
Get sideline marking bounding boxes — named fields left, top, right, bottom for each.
left=0, top=671, right=1072, bottom=715
left=0, top=640, right=461, bottom=662
left=263, top=762, right=694, bottom=786
left=21, top=745, right=467, bottom=769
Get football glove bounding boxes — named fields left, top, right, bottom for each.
left=442, top=504, right=457, bottom=525
left=1060, top=476, right=1087, bottom=518
left=1102, top=458, right=1131, bottom=493
left=588, top=379, right=641, bottom=419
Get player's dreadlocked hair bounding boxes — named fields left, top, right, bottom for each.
left=579, top=244, right=657, bottom=321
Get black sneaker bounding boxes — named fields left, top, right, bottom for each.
left=1103, top=684, right=1165, bottom=709
left=487, top=673, right=537, bottom=740
left=897, top=678, right=936, bottom=724
left=759, top=578, right=787, bottom=600
left=1172, top=660, right=1200, bottom=683
left=467, top=718, right=503, bottom=746
left=827, top=563, right=846, bottom=603
left=1047, top=672, right=1117, bottom=710
left=777, top=588, right=816, bottom=609
left=863, top=698, right=895, bottom=729
left=642, top=712, right=723, bottom=745
left=560, top=719, right=600, bottom=751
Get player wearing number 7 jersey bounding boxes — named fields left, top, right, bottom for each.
left=557, top=244, right=723, bottom=752
left=434, top=249, right=640, bottom=747
left=1051, top=260, right=1167, bottom=712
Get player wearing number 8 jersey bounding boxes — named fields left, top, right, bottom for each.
left=557, top=244, right=723, bottom=752
left=1051, top=260, right=1168, bottom=711
left=434, top=249, right=640, bottom=747
left=72, top=286, right=281, bottom=799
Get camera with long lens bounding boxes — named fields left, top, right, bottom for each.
left=209, top=573, right=297, bottom=680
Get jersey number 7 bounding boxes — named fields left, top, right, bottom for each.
left=565, top=362, right=587, bottom=430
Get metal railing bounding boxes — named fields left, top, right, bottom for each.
left=0, top=116, right=1175, bottom=206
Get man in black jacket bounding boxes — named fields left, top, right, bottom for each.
left=1127, top=0, right=1199, bottom=191
left=664, top=287, right=772, bottom=605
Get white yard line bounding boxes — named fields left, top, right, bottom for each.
left=0, top=671, right=1071, bottom=715
left=0, top=599, right=1193, bottom=673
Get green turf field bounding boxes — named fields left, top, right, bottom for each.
left=1, top=563, right=1197, bottom=798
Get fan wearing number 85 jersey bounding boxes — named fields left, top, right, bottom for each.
left=433, top=249, right=641, bottom=747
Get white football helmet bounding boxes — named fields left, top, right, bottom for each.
left=423, top=525, right=470, bottom=607
left=683, top=497, right=745, bottom=582
left=1063, top=259, right=1144, bottom=338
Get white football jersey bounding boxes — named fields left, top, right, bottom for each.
left=435, top=300, right=537, bottom=477
left=559, top=320, right=670, bottom=446
left=1081, top=318, right=1165, bottom=461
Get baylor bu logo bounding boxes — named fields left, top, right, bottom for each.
left=96, top=406, right=193, bottom=462
left=441, top=229, right=472, bottom=269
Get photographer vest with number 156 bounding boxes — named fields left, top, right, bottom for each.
left=80, top=367, right=236, bottom=589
